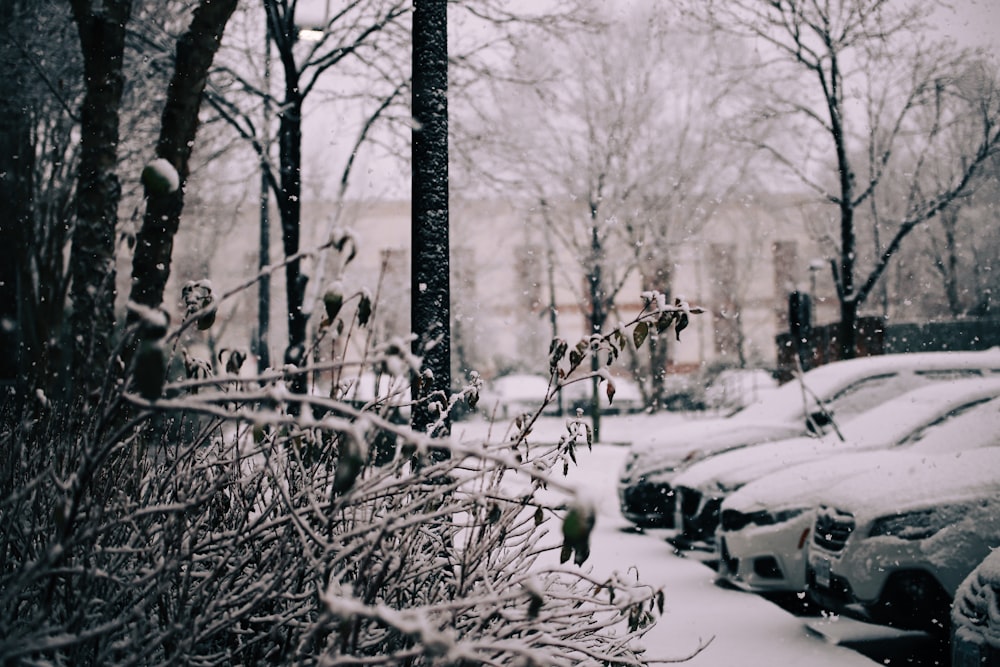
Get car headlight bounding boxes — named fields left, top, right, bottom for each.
left=868, top=506, right=963, bottom=540
left=720, top=507, right=805, bottom=531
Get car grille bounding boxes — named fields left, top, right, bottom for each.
left=676, top=487, right=723, bottom=541
left=813, top=505, right=855, bottom=552
left=679, top=487, right=702, bottom=520
left=621, top=482, right=676, bottom=528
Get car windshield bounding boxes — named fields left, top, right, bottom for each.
left=897, top=396, right=1000, bottom=450
left=735, top=365, right=986, bottom=427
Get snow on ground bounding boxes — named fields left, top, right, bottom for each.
left=452, top=411, right=927, bottom=666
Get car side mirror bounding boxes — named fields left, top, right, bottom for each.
left=807, top=410, right=833, bottom=434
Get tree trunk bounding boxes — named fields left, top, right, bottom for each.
left=938, top=210, right=963, bottom=317
left=838, top=297, right=859, bottom=362
left=68, top=0, right=132, bottom=398
left=587, top=214, right=604, bottom=441
left=129, top=0, right=239, bottom=312
left=0, top=1, right=33, bottom=401
left=0, top=89, right=27, bottom=396
left=411, top=0, right=450, bottom=435
left=837, top=196, right=857, bottom=360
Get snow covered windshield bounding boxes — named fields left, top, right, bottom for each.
left=734, top=360, right=990, bottom=427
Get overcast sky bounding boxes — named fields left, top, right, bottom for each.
left=302, top=0, right=1000, bottom=201
left=934, top=0, right=1000, bottom=49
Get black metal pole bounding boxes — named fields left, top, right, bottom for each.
left=411, top=0, right=450, bottom=435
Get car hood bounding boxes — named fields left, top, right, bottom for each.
left=722, top=450, right=928, bottom=515
left=818, top=448, right=1000, bottom=522
left=672, top=435, right=834, bottom=493
left=623, top=419, right=802, bottom=479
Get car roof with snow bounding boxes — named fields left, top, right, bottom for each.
left=724, top=393, right=1000, bottom=513
left=734, top=348, right=1000, bottom=424
left=628, top=349, right=1000, bottom=456
left=673, top=376, right=1000, bottom=491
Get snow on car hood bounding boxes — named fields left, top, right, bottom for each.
left=623, top=419, right=802, bottom=478
left=722, top=450, right=931, bottom=514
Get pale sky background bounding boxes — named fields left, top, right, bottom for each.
left=937, top=0, right=1000, bottom=49
left=302, top=0, right=1000, bottom=200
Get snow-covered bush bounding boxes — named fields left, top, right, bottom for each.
left=0, top=246, right=701, bottom=665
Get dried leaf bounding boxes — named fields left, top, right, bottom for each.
left=323, top=290, right=344, bottom=322
left=357, top=294, right=372, bottom=326
left=675, top=313, right=689, bottom=341
left=633, top=321, right=649, bottom=348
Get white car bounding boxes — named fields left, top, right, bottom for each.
left=672, top=377, right=1000, bottom=545
left=561, top=375, right=646, bottom=415
left=806, top=447, right=1000, bottom=635
left=479, top=374, right=558, bottom=418
left=617, top=349, right=1000, bottom=528
left=716, top=392, right=1000, bottom=595
left=703, top=368, right=780, bottom=412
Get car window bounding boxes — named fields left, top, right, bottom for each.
left=822, top=371, right=987, bottom=422
left=822, top=373, right=897, bottom=419
left=915, top=369, right=988, bottom=380
left=735, top=361, right=1000, bottom=425
left=896, top=398, right=1000, bottom=449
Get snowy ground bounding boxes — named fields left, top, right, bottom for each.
left=452, top=411, right=949, bottom=667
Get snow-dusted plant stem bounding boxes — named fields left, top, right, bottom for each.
left=0, top=247, right=702, bottom=665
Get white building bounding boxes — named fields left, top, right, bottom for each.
left=164, top=192, right=836, bottom=381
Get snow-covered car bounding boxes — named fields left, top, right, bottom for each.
left=702, top=368, right=780, bottom=412
left=952, top=548, right=1000, bottom=667
left=479, top=374, right=559, bottom=418
left=672, top=377, right=1000, bottom=546
left=329, top=371, right=413, bottom=421
left=562, top=375, right=646, bottom=415
left=617, top=348, right=1000, bottom=528
left=805, top=447, right=1000, bottom=634
left=715, top=392, right=1000, bottom=596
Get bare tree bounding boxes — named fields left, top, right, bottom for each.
left=693, top=0, right=1000, bottom=359
left=203, top=1, right=595, bottom=400
left=67, top=0, right=133, bottom=400
left=0, top=1, right=81, bottom=401
left=461, top=6, right=748, bottom=424
left=128, top=0, right=240, bottom=316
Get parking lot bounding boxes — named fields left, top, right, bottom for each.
left=456, top=414, right=954, bottom=666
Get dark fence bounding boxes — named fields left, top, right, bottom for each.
left=775, top=317, right=1000, bottom=382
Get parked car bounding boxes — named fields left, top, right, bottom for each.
left=952, top=548, right=1000, bottom=667
left=805, top=447, right=1000, bottom=634
left=702, top=368, right=780, bottom=412
left=715, top=392, right=1000, bottom=596
left=561, top=375, right=646, bottom=415
left=617, top=348, right=1000, bottom=528
left=478, top=374, right=558, bottom=418
left=331, top=371, right=413, bottom=421
left=672, top=377, right=1000, bottom=546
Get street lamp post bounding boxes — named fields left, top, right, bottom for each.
left=411, top=0, right=450, bottom=436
